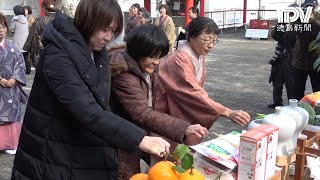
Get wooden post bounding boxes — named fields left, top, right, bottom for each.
left=185, top=0, right=193, bottom=25
left=243, top=0, right=247, bottom=25
left=295, top=138, right=306, bottom=180
left=200, top=0, right=204, bottom=17
left=144, top=0, right=151, bottom=12
left=39, top=0, right=44, bottom=16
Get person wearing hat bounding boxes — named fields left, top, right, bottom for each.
left=291, top=0, right=320, bottom=101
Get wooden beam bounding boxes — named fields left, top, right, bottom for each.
left=243, top=0, right=247, bottom=24
left=144, top=0, right=151, bottom=12
left=185, top=0, right=193, bottom=25
left=200, top=0, right=204, bottom=17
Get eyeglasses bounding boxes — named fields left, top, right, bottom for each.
left=198, top=36, right=219, bottom=45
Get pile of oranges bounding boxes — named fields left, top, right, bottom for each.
left=130, top=160, right=205, bottom=180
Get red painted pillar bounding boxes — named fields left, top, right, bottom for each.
left=200, top=0, right=204, bottom=17
left=185, top=0, right=193, bottom=25
left=39, top=0, right=44, bottom=16
left=243, top=0, right=247, bottom=24
left=144, top=0, right=151, bottom=12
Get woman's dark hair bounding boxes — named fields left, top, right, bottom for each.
left=126, top=24, right=169, bottom=61
left=24, top=6, right=32, bottom=15
left=186, top=17, right=219, bottom=41
left=131, top=3, right=141, bottom=11
left=189, top=6, right=199, bottom=16
left=158, top=4, right=170, bottom=15
left=13, top=5, right=25, bottom=16
left=140, top=8, right=151, bottom=23
left=74, top=0, right=123, bottom=43
left=42, top=0, right=57, bottom=12
left=0, top=13, right=8, bottom=29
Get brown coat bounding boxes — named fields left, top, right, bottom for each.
left=155, top=41, right=228, bottom=130
left=109, top=50, right=190, bottom=180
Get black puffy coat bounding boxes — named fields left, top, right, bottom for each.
left=11, top=12, right=145, bottom=180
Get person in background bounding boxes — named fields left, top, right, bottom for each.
left=268, top=3, right=298, bottom=108
left=11, top=0, right=170, bottom=179
left=0, top=12, right=27, bottom=155
left=154, top=4, right=176, bottom=54
left=110, top=24, right=208, bottom=179
left=23, top=0, right=56, bottom=68
left=140, top=7, right=152, bottom=24
left=24, top=5, right=35, bottom=29
left=155, top=17, right=250, bottom=134
left=125, top=3, right=141, bottom=38
left=176, top=6, right=200, bottom=49
left=188, top=6, right=200, bottom=20
left=10, top=5, right=29, bottom=74
left=292, top=0, right=320, bottom=100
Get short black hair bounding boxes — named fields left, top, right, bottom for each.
left=126, top=24, right=169, bottom=61
left=189, top=6, right=199, bottom=16
left=131, top=3, right=140, bottom=10
left=24, top=6, right=33, bottom=14
left=186, top=17, right=219, bottom=41
left=13, top=5, right=25, bottom=16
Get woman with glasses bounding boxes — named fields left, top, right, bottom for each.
left=110, top=24, right=208, bottom=180
left=155, top=17, right=250, bottom=133
left=0, top=12, right=27, bottom=155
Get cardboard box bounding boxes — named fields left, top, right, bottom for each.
left=254, top=124, right=279, bottom=179
left=238, top=129, right=268, bottom=180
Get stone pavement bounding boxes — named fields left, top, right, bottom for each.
left=0, top=30, right=311, bottom=179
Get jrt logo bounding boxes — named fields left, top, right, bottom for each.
left=278, top=7, right=313, bottom=23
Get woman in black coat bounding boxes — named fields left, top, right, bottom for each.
left=11, top=0, right=170, bottom=179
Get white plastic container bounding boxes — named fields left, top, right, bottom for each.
left=282, top=99, right=309, bottom=149
left=248, top=107, right=296, bottom=156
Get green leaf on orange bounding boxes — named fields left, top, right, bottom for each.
left=173, top=165, right=186, bottom=173
left=181, top=153, right=194, bottom=170
left=172, top=144, right=191, bottom=160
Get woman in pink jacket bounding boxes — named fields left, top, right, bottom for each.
left=155, top=17, right=250, bottom=130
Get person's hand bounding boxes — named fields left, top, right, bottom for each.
left=223, top=109, right=250, bottom=125
left=184, top=124, right=208, bottom=145
left=0, top=79, right=9, bottom=87
left=5, top=79, right=16, bottom=87
left=139, top=136, right=170, bottom=158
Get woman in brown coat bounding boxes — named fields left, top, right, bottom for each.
left=110, top=24, right=208, bottom=180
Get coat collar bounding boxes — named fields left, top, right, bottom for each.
left=110, top=49, right=159, bottom=77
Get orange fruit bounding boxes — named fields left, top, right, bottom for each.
left=178, top=168, right=205, bottom=180
left=130, top=173, right=148, bottom=180
left=148, top=161, right=178, bottom=180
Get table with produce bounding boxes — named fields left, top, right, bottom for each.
left=130, top=93, right=320, bottom=180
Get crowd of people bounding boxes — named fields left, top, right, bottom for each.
left=268, top=0, right=320, bottom=107
left=0, top=0, right=57, bottom=157
left=0, top=0, right=252, bottom=179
